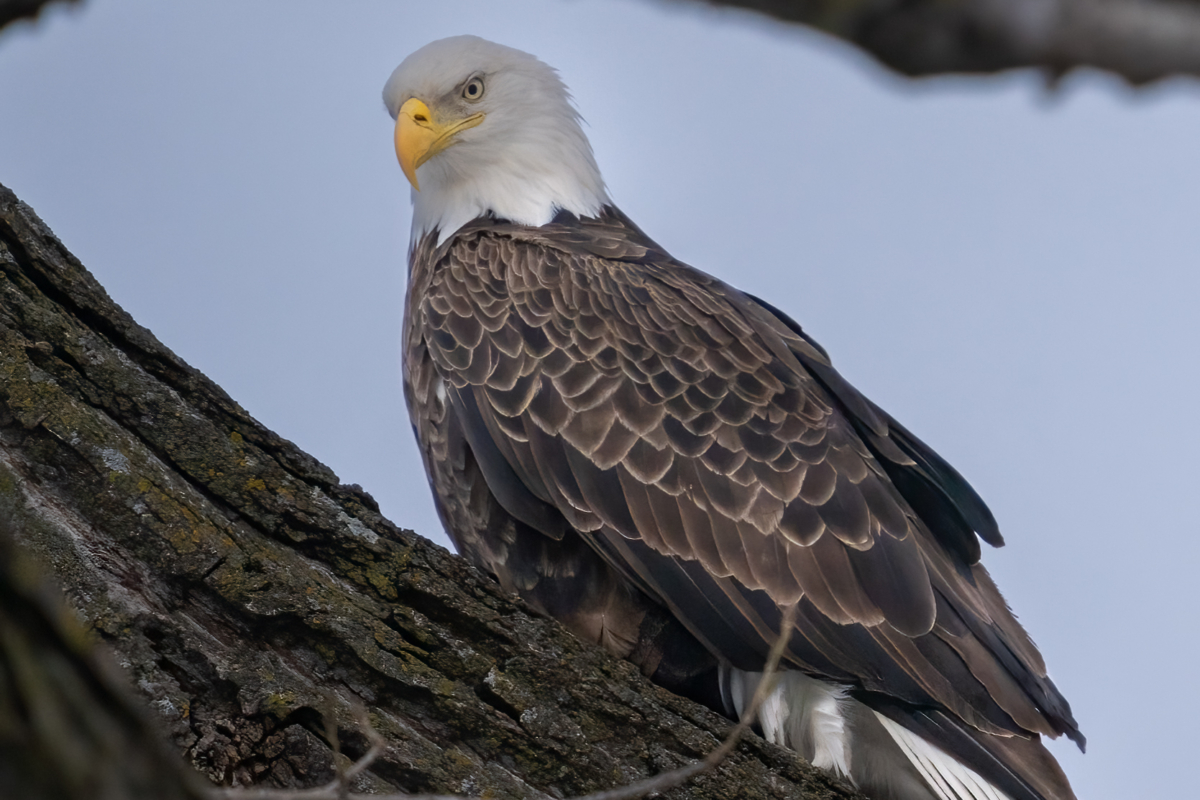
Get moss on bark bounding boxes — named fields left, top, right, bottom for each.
left=0, top=184, right=860, bottom=798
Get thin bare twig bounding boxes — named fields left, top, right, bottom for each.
left=205, top=603, right=802, bottom=800
left=567, top=601, right=801, bottom=800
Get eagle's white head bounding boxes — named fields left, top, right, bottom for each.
left=383, top=35, right=610, bottom=244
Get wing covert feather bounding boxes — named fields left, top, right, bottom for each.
left=405, top=212, right=1082, bottom=759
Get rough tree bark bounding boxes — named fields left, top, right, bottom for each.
left=13, top=0, right=1160, bottom=794
left=0, top=522, right=209, bottom=799
left=0, top=183, right=865, bottom=799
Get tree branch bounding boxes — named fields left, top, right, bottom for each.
left=0, top=525, right=209, bottom=799
left=0, top=0, right=79, bottom=32
left=204, top=604, right=803, bottom=800
left=683, top=0, right=1200, bottom=84
left=0, top=183, right=860, bottom=797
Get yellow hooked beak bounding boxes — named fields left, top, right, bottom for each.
left=394, top=97, right=484, bottom=190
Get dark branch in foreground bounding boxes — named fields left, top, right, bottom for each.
left=0, top=183, right=861, bottom=797
left=9, top=0, right=1200, bottom=88
left=685, top=0, right=1200, bottom=84
left=0, top=0, right=79, bottom=32
left=0, top=527, right=209, bottom=800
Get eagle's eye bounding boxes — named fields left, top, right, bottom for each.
left=462, top=77, right=485, bottom=102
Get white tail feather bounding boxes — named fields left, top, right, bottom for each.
left=725, top=668, right=851, bottom=779
left=873, top=711, right=1010, bottom=800
left=725, top=667, right=1016, bottom=800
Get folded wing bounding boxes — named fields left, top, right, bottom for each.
left=404, top=210, right=1081, bottom=800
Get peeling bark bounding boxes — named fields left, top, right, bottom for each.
left=0, top=184, right=861, bottom=798
left=683, top=0, right=1200, bottom=84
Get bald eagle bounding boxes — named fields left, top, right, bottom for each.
left=384, top=35, right=1082, bottom=800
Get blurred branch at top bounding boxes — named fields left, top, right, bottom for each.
left=682, top=0, right=1200, bottom=85
left=0, top=0, right=79, bottom=32
left=6, top=0, right=1200, bottom=86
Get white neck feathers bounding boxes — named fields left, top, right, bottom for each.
left=384, top=36, right=610, bottom=245
left=410, top=109, right=608, bottom=244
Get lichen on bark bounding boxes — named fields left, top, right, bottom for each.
left=0, top=183, right=859, bottom=798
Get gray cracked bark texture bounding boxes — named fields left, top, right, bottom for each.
left=0, top=183, right=864, bottom=800
left=0, top=528, right=209, bottom=800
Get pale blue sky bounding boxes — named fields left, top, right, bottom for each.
left=3, top=2, right=1198, bottom=797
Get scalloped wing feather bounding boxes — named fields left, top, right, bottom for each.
left=402, top=208, right=1081, bottom=800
